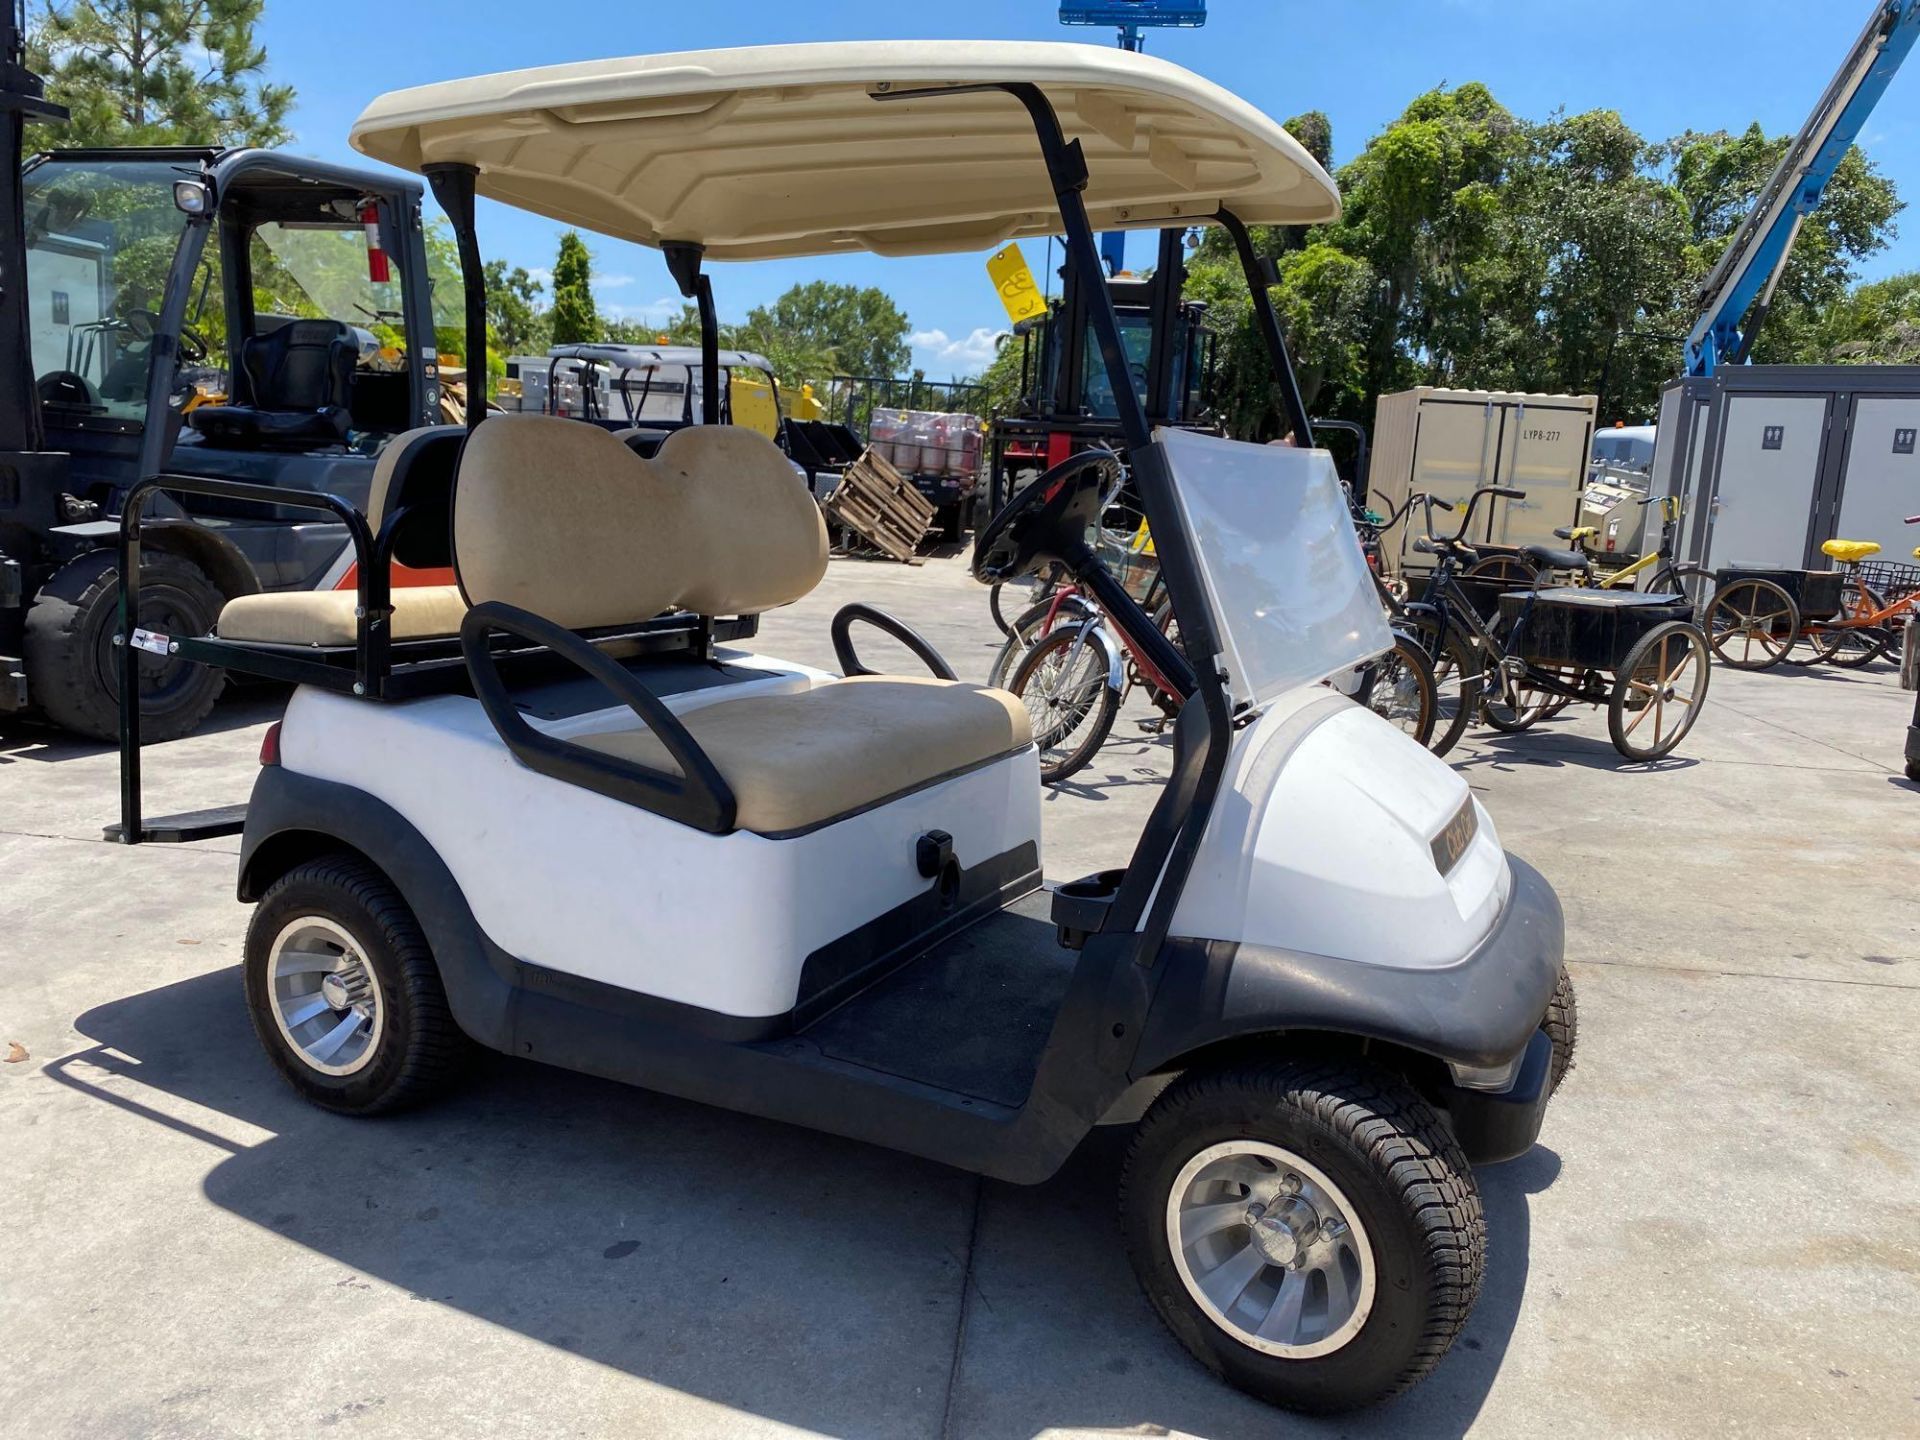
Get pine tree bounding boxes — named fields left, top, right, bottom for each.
left=547, top=231, right=599, bottom=346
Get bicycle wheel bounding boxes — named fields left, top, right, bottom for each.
left=1705, top=579, right=1798, bottom=670
left=1403, top=614, right=1481, bottom=758
left=1650, top=562, right=1713, bottom=619
left=1359, top=634, right=1437, bottom=745
left=1809, top=584, right=1891, bottom=668
left=1609, top=622, right=1711, bottom=761
left=988, top=592, right=1094, bottom=690
left=1460, top=554, right=1538, bottom=622
left=1008, top=623, right=1120, bottom=784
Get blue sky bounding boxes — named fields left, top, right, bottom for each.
left=258, top=1, right=1920, bottom=378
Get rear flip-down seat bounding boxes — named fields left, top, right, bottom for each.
left=214, top=425, right=467, bottom=646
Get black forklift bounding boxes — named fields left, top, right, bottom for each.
left=0, top=12, right=438, bottom=742
left=984, top=226, right=1218, bottom=522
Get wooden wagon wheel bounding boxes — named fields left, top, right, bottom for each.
left=1609, top=621, right=1712, bottom=761
left=1460, top=553, right=1538, bottom=622
left=1705, top=578, right=1799, bottom=670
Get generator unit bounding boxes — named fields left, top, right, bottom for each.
left=1651, top=365, right=1920, bottom=571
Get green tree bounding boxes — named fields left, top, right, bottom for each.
left=483, top=258, right=547, bottom=358
left=28, top=0, right=293, bottom=148
left=740, top=281, right=909, bottom=381
left=548, top=231, right=599, bottom=345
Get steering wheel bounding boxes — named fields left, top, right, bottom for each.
left=177, top=323, right=209, bottom=365
left=119, top=307, right=158, bottom=341
left=972, top=448, right=1123, bottom=584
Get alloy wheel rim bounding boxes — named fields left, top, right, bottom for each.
left=267, top=916, right=384, bottom=1077
left=1166, top=1140, right=1376, bottom=1359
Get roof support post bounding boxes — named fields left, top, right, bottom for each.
left=664, top=242, right=720, bottom=426
left=1218, top=209, right=1312, bottom=445
left=424, top=162, right=485, bottom=433
left=999, top=85, right=1153, bottom=455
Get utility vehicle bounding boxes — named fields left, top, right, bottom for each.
left=0, top=10, right=446, bottom=741
left=117, top=42, right=1573, bottom=1413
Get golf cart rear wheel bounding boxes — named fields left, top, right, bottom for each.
left=244, top=855, right=472, bottom=1114
left=1120, top=1060, right=1485, bottom=1414
left=22, top=548, right=226, bottom=742
left=1545, top=966, right=1578, bottom=1092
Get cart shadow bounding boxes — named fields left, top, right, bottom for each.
left=47, top=967, right=1553, bottom=1440
left=1452, top=729, right=1700, bottom=776
left=0, top=689, right=285, bottom=764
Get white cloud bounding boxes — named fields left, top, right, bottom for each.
left=910, top=326, right=1008, bottom=368
left=593, top=274, right=636, bottom=291
left=601, top=295, right=684, bottom=326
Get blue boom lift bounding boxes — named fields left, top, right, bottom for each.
left=1686, top=0, right=1920, bottom=376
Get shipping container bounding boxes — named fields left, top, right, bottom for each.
left=1367, top=387, right=1598, bottom=575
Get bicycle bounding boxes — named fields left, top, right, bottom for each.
left=1404, top=486, right=1712, bottom=761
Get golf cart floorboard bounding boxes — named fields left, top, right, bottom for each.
left=795, top=891, right=1072, bottom=1108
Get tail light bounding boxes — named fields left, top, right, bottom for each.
left=259, top=721, right=282, bottom=766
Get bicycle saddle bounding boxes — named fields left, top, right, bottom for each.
left=1521, top=543, right=1591, bottom=572
left=1821, top=539, right=1880, bottom=563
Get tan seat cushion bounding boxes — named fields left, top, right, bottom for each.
left=453, top=415, right=827, bottom=630
left=217, top=586, right=466, bottom=646
left=573, top=676, right=1033, bottom=834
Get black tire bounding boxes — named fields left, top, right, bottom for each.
left=988, top=591, right=1092, bottom=689
left=1653, top=562, right=1714, bottom=620
left=1809, top=584, right=1891, bottom=668
left=1544, top=967, right=1577, bottom=1093
left=1908, top=760, right=1920, bottom=784
left=1608, top=620, right=1711, bottom=760
left=1404, top=614, right=1481, bottom=757
left=988, top=581, right=1016, bottom=636
left=1007, top=622, right=1119, bottom=783
left=243, top=855, right=473, bottom=1115
left=23, top=548, right=226, bottom=742
left=940, top=503, right=964, bottom=545
left=1460, top=554, right=1540, bottom=623
left=1357, top=634, right=1436, bottom=745
left=1120, top=1060, right=1486, bottom=1414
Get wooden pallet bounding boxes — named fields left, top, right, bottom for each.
left=821, top=448, right=935, bottom=562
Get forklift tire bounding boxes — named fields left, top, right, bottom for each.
left=244, top=855, right=473, bottom=1115
left=941, top=504, right=965, bottom=545
left=1544, top=966, right=1578, bottom=1093
left=22, top=549, right=225, bottom=743
left=1121, top=1059, right=1485, bottom=1413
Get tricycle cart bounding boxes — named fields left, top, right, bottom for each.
left=1702, top=565, right=1845, bottom=670
left=1493, top=588, right=1713, bottom=760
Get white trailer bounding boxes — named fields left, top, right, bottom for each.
left=1366, top=387, right=1598, bottom=574
left=1650, top=365, right=1920, bottom=571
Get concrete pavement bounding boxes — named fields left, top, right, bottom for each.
left=3, top=551, right=1917, bottom=1438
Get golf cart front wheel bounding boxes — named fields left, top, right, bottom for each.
left=1120, top=1061, right=1485, bottom=1413
left=1545, top=966, right=1578, bottom=1092
left=243, top=855, right=472, bottom=1114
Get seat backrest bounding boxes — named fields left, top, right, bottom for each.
left=242, top=319, right=355, bottom=412
left=452, top=414, right=828, bottom=630
left=367, top=425, right=465, bottom=568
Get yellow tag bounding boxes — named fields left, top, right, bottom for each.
left=987, top=244, right=1047, bottom=325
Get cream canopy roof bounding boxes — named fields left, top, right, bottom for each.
left=349, top=40, right=1340, bottom=262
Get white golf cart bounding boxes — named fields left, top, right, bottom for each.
left=116, top=42, right=1573, bottom=1413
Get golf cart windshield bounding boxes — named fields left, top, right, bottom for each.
left=22, top=156, right=196, bottom=423
left=1158, top=427, right=1391, bottom=713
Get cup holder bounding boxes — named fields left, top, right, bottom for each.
left=1051, top=868, right=1126, bottom=949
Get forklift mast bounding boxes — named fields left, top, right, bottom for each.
left=0, top=0, right=64, bottom=452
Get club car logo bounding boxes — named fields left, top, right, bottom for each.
left=1429, top=798, right=1478, bottom=877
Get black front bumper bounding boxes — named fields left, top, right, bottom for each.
left=1444, top=1028, right=1553, bottom=1164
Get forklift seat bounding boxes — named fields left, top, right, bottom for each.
left=216, top=427, right=467, bottom=646
left=453, top=415, right=1034, bottom=833
left=188, top=319, right=356, bottom=449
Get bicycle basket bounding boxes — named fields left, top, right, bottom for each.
left=1858, top=559, right=1920, bottom=603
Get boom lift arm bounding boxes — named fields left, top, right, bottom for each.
left=1686, top=0, right=1920, bottom=376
